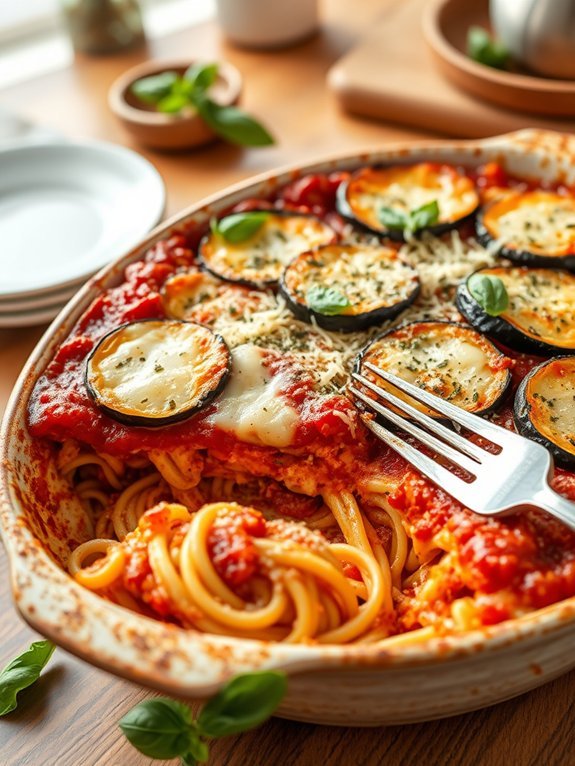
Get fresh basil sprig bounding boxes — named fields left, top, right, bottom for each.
left=468, top=273, right=509, bottom=316
left=184, top=62, right=219, bottom=93
left=131, top=63, right=274, bottom=147
left=132, top=71, right=180, bottom=104
left=379, top=200, right=440, bottom=233
left=120, top=671, right=287, bottom=765
left=194, top=94, right=274, bottom=147
left=467, top=26, right=509, bottom=70
left=211, top=211, right=270, bottom=244
left=307, top=285, right=351, bottom=315
left=0, top=640, right=56, bottom=716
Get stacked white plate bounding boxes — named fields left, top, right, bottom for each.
left=0, top=140, right=165, bottom=328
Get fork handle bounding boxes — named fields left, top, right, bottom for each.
left=534, top=485, right=575, bottom=530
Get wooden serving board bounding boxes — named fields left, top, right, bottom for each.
left=327, top=0, right=575, bottom=138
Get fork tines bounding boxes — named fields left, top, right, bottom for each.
left=349, top=364, right=510, bottom=495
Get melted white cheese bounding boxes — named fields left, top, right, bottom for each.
left=530, top=362, right=575, bottom=454
left=204, top=214, right=333, bottom=283
left=286, top=244, right=418, bottom=314
left=364, top=325, right=506, bottom=414
left=209, top=344, right=299, bottom=448
left=88, top=322, right=222, bottom=419
left=488, top=192, right=575, bottom=255
left=350, top=165, right=478, bottom=229
left=495, top=268, right=575, bottom=348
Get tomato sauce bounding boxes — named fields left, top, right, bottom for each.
left=207, top=507, right=266, bottom=590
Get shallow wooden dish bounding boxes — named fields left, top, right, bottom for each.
left=2, top=129, right=575, bottom=726
left=423, top=0, right=575, bottom=117
left=108, top=59, right=243, bottom=150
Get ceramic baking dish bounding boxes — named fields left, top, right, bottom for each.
left=2, top=129, right=575, bottom=726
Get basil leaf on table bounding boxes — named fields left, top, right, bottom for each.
left=184, top=735, right=210, bottom=763
left=197, top=671, right=288, bottom=738
left=211, top=212, right=270, bottom=243
left=306, top=285, right=351, bottom=315
left=120, top=671, right=287, bottom=763
left=468, top=273, right=509, bottom=316
left=131, top=71, right=180, bottom=104
left=0, top=639, right=56, bottom=716
left=184, top=63, right=219, bottom=94
left=119, top=698, right=195, bottom=760
left=193, top=95, right=275, bottom=147
left=467, top=26, right=509, bottom=70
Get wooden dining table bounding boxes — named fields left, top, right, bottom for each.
left=1, top=1, right=575, bottom=763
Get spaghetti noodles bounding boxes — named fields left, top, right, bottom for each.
left=26, top=162, right=575, bottom=646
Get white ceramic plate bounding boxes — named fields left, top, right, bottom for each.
left=0, top=302, right=64, bottom=328
left=0, top=285, right=77, bottom=313
left=0, top=141, right=165, bottom=300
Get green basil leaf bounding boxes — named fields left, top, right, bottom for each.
left=193, top=95, right=275, bottom=146
left=119, top=698, right=194, bottom=759
left=131, top=71, right=180, bottom=104
left=306, top=285, right=351, bottom=316
left=181, top=755, right=197, bottom=766
left=197, top=671, right=287, bottom=738
left=171, top=77, right=195, bottom=97
left=379, top=206, right=408, bottom=230
left=407, top=200, right=440, bottom=232
left=211, top=212, right=270, bottom=244
left=467, top=26, right=509, bottom=70
left=0, top=640, right=55, bottom=716
left=184, top=62, right=219, bottom=94
left=185, top=733, right=209, bottom=763
left=468, top=273, right=509, bottom=316
left=156, top=92, right=190, bottom=114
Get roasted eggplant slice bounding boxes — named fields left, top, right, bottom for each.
left=457, top=266, right=575, bottom=356
left=355, top=321, right=512, bottom=418
left=337, top=162, right=479, bottom=240
left=279, top=243, right=420, bottom=332
left=86, top=320, right=231, bottom=427
left=514, top=356, right=575, bottom=467
left=162, top=270, right=221, bottom=319
left=476, top=190, right=575, bottom=269
left=199, top=210, right=336, bottom=289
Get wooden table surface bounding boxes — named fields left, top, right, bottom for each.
left=1, top=2, right=575, bottom=764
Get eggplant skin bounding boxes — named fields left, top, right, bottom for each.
left=335, top=165, right=479, bottom=242
left=456, top=276, right=575, bottom=357
left=514, top=358, right=575, bottom=468
left=476, top=201, right=575, bottom=271
left=280, top=280, right=420, bottom=333
left=354, top=319, right=512, bottom=418
left=85, top=319, right=232, bottom=428
left=279, top=244, right=420, bottom=333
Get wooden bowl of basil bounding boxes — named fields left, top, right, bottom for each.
left=109, top=59, right=273, bottom=150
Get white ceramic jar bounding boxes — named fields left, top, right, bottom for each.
left=215, top=0, right=319, bottom=48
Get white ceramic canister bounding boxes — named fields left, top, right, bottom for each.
left=215, top=0, right=319, bottom=48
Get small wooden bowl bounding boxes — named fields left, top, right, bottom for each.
left=108, top=59, right=243, bottom=150
left=423, top=0, right=575, bottom=117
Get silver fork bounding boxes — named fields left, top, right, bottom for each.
left=350, top=363, right=575, bottom=530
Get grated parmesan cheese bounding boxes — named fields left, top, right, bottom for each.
left=173, top=229, right=497, bottom=394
